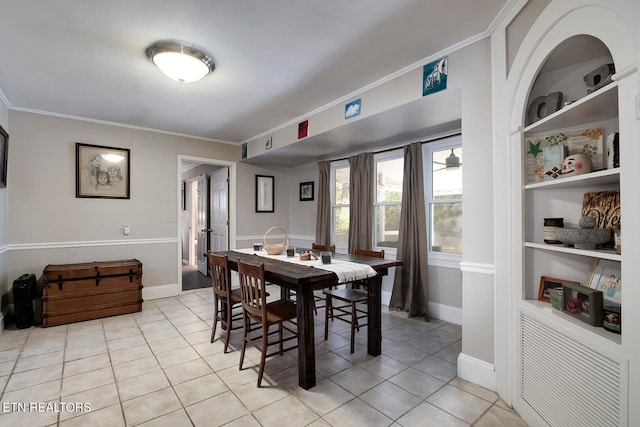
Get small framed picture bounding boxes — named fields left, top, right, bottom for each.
left=345, top=99, right=361, bottom=120
left=76, top=143, right=130, bottom=199
left=255, top=175, right=274, bottom=213
left=587, top=259, right=621, bottom=304
left=0, top=124, right=8, bottom=188
left=538, top=276, right=579, bottom=303
left=562, top=281, right=603, bottom=326
left=299, top=181, right=314, bottom=201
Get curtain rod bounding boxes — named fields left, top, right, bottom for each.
left=326, top=131, right=461, bottom=163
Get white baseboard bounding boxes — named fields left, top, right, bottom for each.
left=383, top=291, right=462, bottom=326
left=142, top=283, right=180, bottom=301
left=429, top=301, right=462, bottom=325
left=457, top=352, right=496, bottom=391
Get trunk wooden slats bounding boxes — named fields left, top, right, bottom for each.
left=42, top=259, right=143, bottom=327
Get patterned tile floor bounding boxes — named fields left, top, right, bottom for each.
left=0, top=287, right=528, bottom=426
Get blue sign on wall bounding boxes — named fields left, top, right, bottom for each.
left=423, top=57, right=448, bottom=96
left=345, top=99, right=361, bottom=120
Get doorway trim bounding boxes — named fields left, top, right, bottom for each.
left=177, top=155, right=237, bottom=293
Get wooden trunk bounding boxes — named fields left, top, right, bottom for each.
left=42, top=259, right=143, bottom=327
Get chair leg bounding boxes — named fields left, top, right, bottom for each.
left=350, top=301, right=356, bottom=353
left=211, top=296, right=219, bottom=343
left=324, top=295, right=332, bottom=341
left=257, top=324, right=268, bottom=387
left=239, top=311, right=248, bottom=371
left=224, top=302, right=233, bottom=353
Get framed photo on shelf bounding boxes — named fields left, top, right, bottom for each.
left=255, top=175, right=274, bottom=213
left=562, top=281, right=603, bottom=326
left=587, top=259, right=621, bottom=305
left=538, top=276, right=579, bottom=303
left=76, top=143, right=130, bottom=199
left=0, top=124, right=8, bottom=188
left=299, top=181, right=314, bottom=201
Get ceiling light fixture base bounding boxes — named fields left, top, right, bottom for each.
left=146, top=40, right=215, bottom=83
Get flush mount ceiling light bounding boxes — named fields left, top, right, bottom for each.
left=146, top=41, right=215, bottom=83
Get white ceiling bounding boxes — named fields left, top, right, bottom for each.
left=0, top=0, right=508, bottom=155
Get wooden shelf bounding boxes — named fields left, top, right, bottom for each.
left=525, top=241, right=621, bottom=261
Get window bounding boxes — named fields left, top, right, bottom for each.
left=424, top=138, right=462, bottom=259
left=327, top=137, right=462, bottom=267
left=374, top=151, right=403, bottom=249
left=331, top=161, right=350, bottom=248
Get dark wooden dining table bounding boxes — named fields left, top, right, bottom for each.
left=217, top=249, right=401, bottom=390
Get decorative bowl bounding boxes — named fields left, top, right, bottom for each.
left=555, top=227, right=611, bottom=250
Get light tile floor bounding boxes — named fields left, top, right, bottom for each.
left=0, top=288, right=528, bottom=426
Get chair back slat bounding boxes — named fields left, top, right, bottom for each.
left=209, top=252, right=231, bottom=297
left=312, top=243, right=336, bottom=252
left=237, top=259, right=267, bottom=321
left=353, top=248, right=384, bottom=258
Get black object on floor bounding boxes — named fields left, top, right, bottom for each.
left=13, top=273, right=37, bottom=328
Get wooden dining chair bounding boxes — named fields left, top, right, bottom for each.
left=323, top=248, right=384, bottom=353
left=237, top=258, right=298, bottom=387
left=208, top=252, right=243, bottom=353
left=350, top=249, right=385, bottom=290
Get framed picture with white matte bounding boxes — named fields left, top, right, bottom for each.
left=76, top=143, right=130, bottom=199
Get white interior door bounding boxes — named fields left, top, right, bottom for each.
left=210, top=167, right=229, bottom=252
left=197, top=174, right=209, bottom=275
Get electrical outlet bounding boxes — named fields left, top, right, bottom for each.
left=123, top=225, right=130, bottom=236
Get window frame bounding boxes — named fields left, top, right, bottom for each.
left=423, top=135, right=463, bottom=268
left=372, top=149, right=404, bottom=257
left=330, top=160, right=350, bottom=252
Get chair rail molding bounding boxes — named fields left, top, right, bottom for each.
left=459, top=261, right=495, bottom=275
left=8, top=237, right=177, bottom=251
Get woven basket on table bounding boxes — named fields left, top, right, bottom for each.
left=262, top=226, right=289, bottom=255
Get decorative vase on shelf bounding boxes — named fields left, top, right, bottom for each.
left=561, top=154, right=592, bottom=176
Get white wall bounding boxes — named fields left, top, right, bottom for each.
left=4, top=110, right=238, bottom=307
left=234, top=163, right=292, bottom=248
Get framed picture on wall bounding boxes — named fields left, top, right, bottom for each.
left=76, top=143, right=130, bottom=199
left=0, top=124, right=8, bottom=188
left=299, top=181, right=314, bottom=201
left=255, top=175, right=274, bottom=212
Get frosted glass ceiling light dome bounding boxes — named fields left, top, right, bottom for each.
left=146, top=41, right=215, bottom=83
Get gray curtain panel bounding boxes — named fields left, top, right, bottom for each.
left=390, top=142, right=430, bottom=319
left=348, top=152, right=373, bottom=253
left=315, top=161, right=332, bottom=246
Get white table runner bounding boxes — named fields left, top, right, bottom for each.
left=233, top=248, right=377, bottom=283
